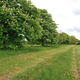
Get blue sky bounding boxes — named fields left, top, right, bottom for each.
left=31, top=0, right=80, bottom=39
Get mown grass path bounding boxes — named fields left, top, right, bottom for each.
left=0, top=46, right=72, bottom=80
left=13, top=45, right=74, bottom=80
left=73, top=46, right=80, bottom=80
left=72, top=47, right=79, bottom=80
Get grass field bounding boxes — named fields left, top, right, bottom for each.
left=0, top=45, right=80, bottom=80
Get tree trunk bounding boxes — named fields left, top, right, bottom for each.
left=42, top=38, right=45, bottom=46
left=3, top=40, right=7, bottom=49
left=1, top=21, right=8, bottom=49
left=51, top=39, right=53, bottom=46
left=3, top=32, right=7, bottom=49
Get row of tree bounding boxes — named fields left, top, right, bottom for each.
left=59, top=32, right=79, bottom=44
left=0, top=0, right=79, bottom=48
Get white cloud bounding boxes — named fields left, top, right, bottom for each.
left=31, top=0, right=80, bottom=39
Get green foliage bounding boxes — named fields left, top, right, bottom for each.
left=70, top=36, right=79, bottom=44
left=59, top=32, right=70, bottom=44
left=0, top=2, right=27, bottom=48
left=0, top=0, right=43, bottom=48
left=58, top=32, right=79, bottom=45
left=38, top=9, right=58, bottom=46
left=0, top=0, right=79, bottom=48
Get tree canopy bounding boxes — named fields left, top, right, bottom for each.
left=0, top=0, right=79, bottom=49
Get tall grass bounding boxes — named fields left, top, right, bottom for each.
left=0, top=45, right=67, bottom=59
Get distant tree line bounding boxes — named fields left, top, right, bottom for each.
left=59, top=32, right=79, bottom=45
left=0, top=0, right=79, bottom=48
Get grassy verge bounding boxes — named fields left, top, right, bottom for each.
left=0, top=45, right=70, bottom=59
left=0, top=45, right=62, bottom=59
left=13, top=47, right=74, bottom=80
